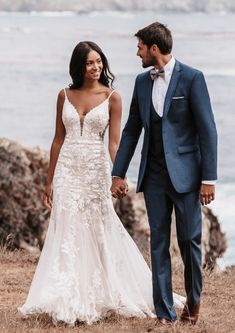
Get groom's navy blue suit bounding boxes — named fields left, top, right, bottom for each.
left=112, top=60, right=217, bottom=320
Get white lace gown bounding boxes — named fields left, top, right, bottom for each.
left=18, top=89, right=185, bottom=325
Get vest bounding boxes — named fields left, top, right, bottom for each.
left=146, top=102, right=167, bottom=173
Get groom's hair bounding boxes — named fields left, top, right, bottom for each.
left=135, top=22, right=173, bottom=55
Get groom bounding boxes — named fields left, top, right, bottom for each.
left=111, top=22, right=217, bottom=325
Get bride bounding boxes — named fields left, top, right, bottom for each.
left=18, top=41, right=185, bottom=325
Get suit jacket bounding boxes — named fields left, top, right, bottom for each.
left=112, top=60, right=217, bottom=193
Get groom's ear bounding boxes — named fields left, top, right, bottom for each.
left=150, top=44, right=160, bottom=55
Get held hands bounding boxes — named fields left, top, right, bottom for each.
left=110, top=177, right=128, bottom=199
left=200, top=184, right=215, bottom=205
left=43, top=184, right=53, bottom=209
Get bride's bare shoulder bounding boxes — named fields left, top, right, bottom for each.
left=57, top=88, right=66, bottom=101
left=109, top=90, right=121, bottom=103
left=56, top=89, right=66, bottom=112
left=108, top=91, right=122, bottom=115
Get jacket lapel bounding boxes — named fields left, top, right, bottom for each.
left=143, top=73, right=153, bottom=129
left=163, top=60, right=181, bottom=118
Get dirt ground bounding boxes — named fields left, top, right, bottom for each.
left=0, top=247, right=235, bottom=333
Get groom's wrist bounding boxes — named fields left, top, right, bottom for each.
left=112, top=175, right=127, bottom=181
left=201, top=180, right=216, bottom=185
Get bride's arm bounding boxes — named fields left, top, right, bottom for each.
left=108, top=91, right=122, bottom=164
left=44, top=90, right=66, bottom=209
left=109, top=91, right=128, bottom=198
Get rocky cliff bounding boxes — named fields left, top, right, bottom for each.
left=0, top=138, right=49, bottom=253
left=0, top=137, right=227, bottom=269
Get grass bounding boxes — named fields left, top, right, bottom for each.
left=0, top=246, right=235, bottom=333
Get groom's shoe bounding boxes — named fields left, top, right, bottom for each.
left=180, top=302, right=200, bottom=325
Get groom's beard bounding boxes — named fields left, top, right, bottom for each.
left=141, top=57, right=155, bottom=68
left=142, top=63, right=150, bottom=68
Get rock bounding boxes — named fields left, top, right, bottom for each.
left=0, top=138, right=227, bottom=269
left=0, top=138, right=49, bottom=253
left=202, top=207, right=227, bottom=269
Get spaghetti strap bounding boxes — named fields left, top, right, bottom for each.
left=107, top=90, right=116, bottom=100
left=63, top=88, right=68, bottom=100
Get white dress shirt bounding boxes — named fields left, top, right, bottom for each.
left=151, top=56, right=215, bottom=186
left=152, top=56, right=175, bottom=117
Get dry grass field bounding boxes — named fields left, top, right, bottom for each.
left=0, top=246, right=235, bottom=333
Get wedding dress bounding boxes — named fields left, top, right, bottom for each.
left=18, top=89, right=185, bottom=325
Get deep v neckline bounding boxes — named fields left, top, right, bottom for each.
left=64, top=88, right=113, bottom=119
left=64, top=88, right=114, bottom=136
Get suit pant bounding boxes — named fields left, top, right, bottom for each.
left=142, top=167, right=202, bottom=321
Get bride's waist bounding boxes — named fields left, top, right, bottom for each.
left=59, top=138, right=107, bottom=157
left=63, top=137, right=104, bottom=146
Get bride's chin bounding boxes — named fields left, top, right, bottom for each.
left=85, top=73, right=101, bottom=81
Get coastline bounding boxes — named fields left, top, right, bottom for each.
left=0, top=137, right=227, bottom=269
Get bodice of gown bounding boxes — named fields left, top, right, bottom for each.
left=62, top=91, right=110, bottom=145
left=53, top=90, right=113, bottom=214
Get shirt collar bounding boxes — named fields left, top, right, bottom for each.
left=163, top=56, right=175, bottom=75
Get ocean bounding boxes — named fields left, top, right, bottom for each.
left=0, top=10, right=234, bottom=266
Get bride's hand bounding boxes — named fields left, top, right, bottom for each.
left=111, top=177, right=128, bottom=199
left=43, top=184, right=53, bottom=209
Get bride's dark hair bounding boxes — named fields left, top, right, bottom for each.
left=69, top=41, right=115, bottom=89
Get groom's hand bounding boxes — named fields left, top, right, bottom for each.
left=200, top=184, right=215, bottom=205
left=110, top=177, right=128, bottom=199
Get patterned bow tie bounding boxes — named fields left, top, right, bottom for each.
left=150, top=68, right=165, bottom=80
